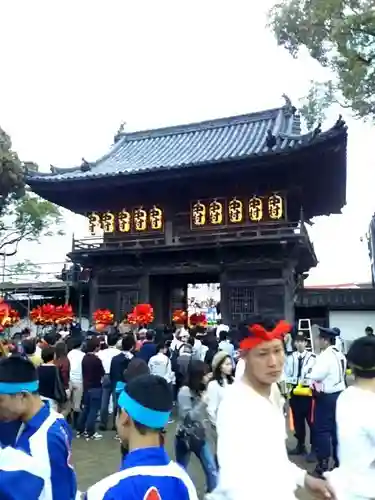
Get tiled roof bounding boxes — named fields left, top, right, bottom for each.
left=27, top=102, right=346, bottom=183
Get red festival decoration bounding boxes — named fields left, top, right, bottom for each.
left=172, top=309, right=187, bottom=324
left=132, top=304, right=154, bottom=325
left=0, top=299, right=20, bottom=332
left=55, top=305, right=74, bottom=325
left=127, top=312, right=138, bottom=325
left=189, top=313, right=207, bottom=328
left=93, top=308, right=114, bottom=332
left=30, top=304, right=74, bottom=326
left=240, top=320, right=292, bottom=350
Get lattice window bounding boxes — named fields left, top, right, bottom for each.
left=120, top=291, right=139, bottom=316
left=229, top=286, right=255, bottom=323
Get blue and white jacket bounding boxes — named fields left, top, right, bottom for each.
left=0, top=445, right=46, bottom=499
left=15, top=403, right=77, bottom=500
left=85, top=447, right=199, bottom=500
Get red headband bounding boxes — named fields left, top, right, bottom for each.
left=240, top=320, right=291, bottom=350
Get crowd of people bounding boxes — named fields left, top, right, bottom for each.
left=0, top=317, right=373, bottom=499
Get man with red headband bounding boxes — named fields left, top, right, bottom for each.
left=206, top=317, right=335, bottom=500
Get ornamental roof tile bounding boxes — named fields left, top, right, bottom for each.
left=26, top=102, right=346, bottom=183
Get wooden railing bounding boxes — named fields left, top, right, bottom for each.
left=72, top=221, right=313, bottom=253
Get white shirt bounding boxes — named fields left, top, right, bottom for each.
left=211, top=379, right=306, bottom=499
left=234, top=358, right=245, bottom=380
left=308, top=345, right=347, bottom=393
left=97, top=347, right=120, bottom=374
left=325, top=386, right=375, bottom=500
left=284, top=350, right=316, bottom=385
left=206, top=379, right=230, bottom=426
left=148, top=352, right=175, bottom=384
left=67, top=348, right=85, bottom=384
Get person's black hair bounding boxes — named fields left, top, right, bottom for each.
left=44, top=332, right=60, bottom=347
left=41, top=346, right=55, bottom=363
left=22, top=338, right=36, bottom=356
left=86, top=338, right=99, bottom=353
left=320, top=332, right=336, bottom=346
left=365, top=326, right=374, bottom=335
left=107, top=333, right=119, bottom=347
left=125, top=374, right=173, bottom=434
left=186, top=359, right=210, bottom=395
left=121, top=334, right=136, bottom=352
left=219, top=330, right=228, bottom=342
left=347, top=335, right=375, bottom=379
left=156, top=341, right=167, bottom=352
left=67, top=335, right=83, bottom=351
left=123, top=358, right=149, bottom=383
left=0, top=356, right=37, bottom=384
left=54, top=341, right=67, bottom=360
left=213, top=354, right=234, bottom=387
left=145, top=330, right=154, bottom=342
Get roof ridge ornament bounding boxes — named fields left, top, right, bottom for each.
left=80, top=158, right=91, bottom=172
left=281, top=94, right=297, bottom=117
left=114, top=121, right=127, bottom=143
left=334, top=115, right=346, bottom=129
left=50, top=164, right=57, bottom=173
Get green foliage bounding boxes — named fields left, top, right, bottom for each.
left=0, top=125, right=64, bottom=257
left=5, top=260, right=41, bottom=280
left=0, top=192, right=64, bottom=256
left=269, top=0, right=375, bottom=121
left=0, top=127, right=25, bottom=210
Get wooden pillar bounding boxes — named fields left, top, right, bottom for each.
left=89, top=273, right=98, bottom=320
left=139, top=273, right=150, bottom=303
left=219, top=270, right=230, bottom=325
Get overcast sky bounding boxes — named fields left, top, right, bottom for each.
left=0, top=0, right=373, bottom=285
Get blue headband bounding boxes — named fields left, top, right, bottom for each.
left=118, top=390, right=170, bottom=429
left=0, top=381, right=39, bottom=395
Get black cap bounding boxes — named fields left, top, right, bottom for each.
left=295, top=333, right=307, bottom=342
left=318, top=326, right=340, bottom=338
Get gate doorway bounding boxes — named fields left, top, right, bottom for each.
left=149, top=273, right=220, bottom=325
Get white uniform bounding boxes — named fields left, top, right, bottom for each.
left=308, top=345, right=346, bottom=393
left=210, top=379, right=306, bottom=499
left=284, top=350, right=316, bottom=386
left=325, top=386, right=375, bottom=500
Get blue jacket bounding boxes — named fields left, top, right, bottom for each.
left=85, top=447, right=198, bottom=499
left=0, top=421, right=21, bottom=447
left=0, top=446, right=46, bottom=499
left=136, top=342, right=157, bottom=363
left=16, top=403, right=77, bottom=500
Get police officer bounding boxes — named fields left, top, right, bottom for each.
left=308, top=326, right=347, bottom=477
left=285, top=333, right=316, bottom=461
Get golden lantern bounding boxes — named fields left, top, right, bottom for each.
left=88, top=212, right=101, bottom=235
left=208, top=200, right=223, bottom=225
left=133, top=207, right=148, bottom=231
left=118, top=209, right=131, bottom=232
left=228, top=197, right=243, bottom=224
left=102, top=211, right=115, bottom=232
left=149, top=206, right=163, bottom=230
left=248, top=196, right=263, bottom=222
left=268, top=194, right=284, bottom=220
left=191, top=201, right=206, bottom=226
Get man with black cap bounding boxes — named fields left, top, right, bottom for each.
left=308, top=326, right=347, bottom=478
left=85, top=374, right=198, bottom=499
left=325, top=335, right=375, bottom=499
left=285, top=332, right=316, bottom=460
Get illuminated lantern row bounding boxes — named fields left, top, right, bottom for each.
left=29, top=304, right=74, bottom=326
left=88, top=206, right=163, bottom=235
left=191, top=194, right=285, bottom=227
